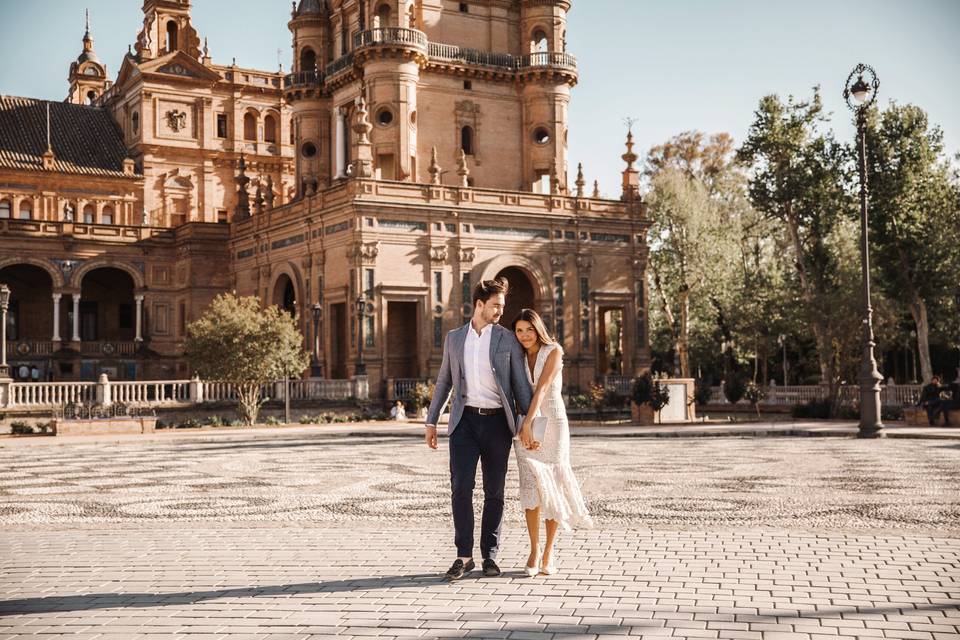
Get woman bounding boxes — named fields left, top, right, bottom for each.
left=512, top=309, right=593, bottom=576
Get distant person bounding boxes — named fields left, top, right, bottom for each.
left=940, top=378, right=960, bottom=427
left=917, top=376, right=944, bottom=426
left=390, top=400, right=407, bottom=421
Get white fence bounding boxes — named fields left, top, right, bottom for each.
left=1, top=374, right=367, bottom=410
left=707, top=384, right=921, bottom=408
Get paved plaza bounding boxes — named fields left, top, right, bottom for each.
left=1, top=431, right=958, bottom=639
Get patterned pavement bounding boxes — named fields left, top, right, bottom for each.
left=0, top=433, right=958, bottom=639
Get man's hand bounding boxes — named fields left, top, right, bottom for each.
left=425, top=425, right=438, bottom=449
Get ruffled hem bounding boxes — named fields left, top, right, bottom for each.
left=518, top=458, right=594, bottom=531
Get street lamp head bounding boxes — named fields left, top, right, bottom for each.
left=355, top=294, right=366, bottom=316
left=844, top=63, right=879, bottom=112
left=0, top=284, right=9, bottom=311
left=312, top=302, right=322, bottom=317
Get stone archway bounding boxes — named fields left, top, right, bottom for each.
left=272, top=273, right=298, bottom=316
left=495, top=266, right=536, bottom=331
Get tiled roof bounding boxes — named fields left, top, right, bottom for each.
left=296, top=0, right=327, bottom=16
left=0, top=95, right=139, bottom=179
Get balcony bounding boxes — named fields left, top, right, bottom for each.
left=80, top=341, right=138, bottom=357
left=6, top=340, right=54, bottom=358
left=284, top=69, right=325, bottom=89
left=518, top=51, right=578, bottom=72
left=354, top=27, right=428, bottom=51
left=427, top=42, right=517, bottom=71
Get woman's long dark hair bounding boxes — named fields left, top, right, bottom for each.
left=511, top=308, right=556, bottom=346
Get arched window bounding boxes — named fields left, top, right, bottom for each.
left=131, top=111, right=140, bottom=135
left=101, top=205, right=114, bottom=225
left=461, top=126, right=474, bottom=156
left=264, top=114, right=277, bottom=143
left=243, top=112, right=257, bottom=141
left=531, top=28, right=549, bottom=53
left=299, top=47, right=317, bottom=73
left=165, top=20, right=178, bottom=52
left=82, top=204, right=95, bottom=223
left=18, top=200, right=32, bottom=220
left=408, top=4, right=417, bottom=28
left=0, top=199, right=10, bottom=219
left=86, top=90, right=97, bottom=105
left=376, top=3, right=391, bottom=27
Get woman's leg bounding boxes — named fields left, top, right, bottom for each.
left=541, top=519, right=559, bottom=568
left=524, top=508, right=540, bottom=567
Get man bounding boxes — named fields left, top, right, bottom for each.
left=424, top=277, right=533, bottom=580
left=940, top=377, right=960, bottom=426
left=917, top=375, right=944, bottom=426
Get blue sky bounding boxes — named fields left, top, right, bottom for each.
left=1, top=0, right=957, bottom=197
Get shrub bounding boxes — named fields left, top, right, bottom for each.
left=178, top=418, right=202, bottom=429
left=567, top=394, right=590, bottom=409
left=264, top=415, right=282, bottom=426
left=35, top=421, right=52, bottom=434
left=10, top=421, right=34, bottom=435
left=299, top=415, right=315, bottom=424
left=791, top=400, right=832, bottom=419
left=205, top=415, right=224, bottom=427
left=694, top=379, right=713, bottom=406
left=744, top=381, right=767, bottom=416
left=723, top=374, right=748, bottom=404
left=409, top=382, right=436, bottom=411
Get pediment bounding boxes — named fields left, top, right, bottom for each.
left=113, top=55, right=143, bottom=90
left=139, top=52, right=221, bottom=82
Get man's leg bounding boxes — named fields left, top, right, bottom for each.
left=478, top=412, right=513, bottom=561
left=924, top=402, right=938, bottom=425
left=449, top=414, right=481, bottom=558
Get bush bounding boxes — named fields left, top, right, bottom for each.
left=298, top=414, right=315, bottom=424
left=567, top=394, right=590, bottom=409
left=35, top=421, right=52, bottom=434
left=409, top=382, right=436, bottom=411
left=204, top=415, right=224, bottom=427
left=178, top=418, right=202, bottom=429
left=10, top=421, right=34, bottom=435
left=156, top=419, right=169, bottom=429
left=694, top=379, right=713, bottom=406
left=264, top=415, right=282, bottom=426
left=791, top=400, right=832, bottom=419
left=723, top=374, right=748, bottom=404
left=631, top=373, right=670, bottom=414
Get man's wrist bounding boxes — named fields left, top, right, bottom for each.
left=425, top=424, right=437, bottom=430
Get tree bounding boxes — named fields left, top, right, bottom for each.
left=864, top=103, right=960, bottom=383
left=737, top=89, right=863, bottom=404
left=185, top=293, right=309, bottom=425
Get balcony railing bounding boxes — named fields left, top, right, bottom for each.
left=79, top=341, right=137, bottom=357
left=427, top=42, right=517, bottom=70
left=518, top=51, right=578, bottom=72
left=325, top=51, right=356, bottom=78
left=284, top=69, right=325, bottom=89
left=354, top=27, right=428, bottom=50
left=6, top=340, right=54, bottom=357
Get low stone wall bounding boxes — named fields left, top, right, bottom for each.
left=52, top=418, right=158, bottom=436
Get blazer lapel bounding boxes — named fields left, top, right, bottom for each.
left=489, top=326, right=503, bottom=368
left=453, top=323, right=469, bottom=381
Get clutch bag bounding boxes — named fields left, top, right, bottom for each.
left=531, top=416, right=548, bottom=442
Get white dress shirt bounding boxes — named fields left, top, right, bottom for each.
left=463, top=322, right=502, bottom=408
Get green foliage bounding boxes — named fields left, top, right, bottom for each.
left=10, top=421, right=34, bottom=435
left=723, top=374, right=748, bottom=404
left=567, top=393, right=589, bottom=410
left=185, top=293, right=309, bottom=425
left=631, top=373, right=670, bottom=413
left=410, top=382, right=436, bottom=411
left=694, top=379, right=713, bottom=406
left=264, top=415, right=282, bottom=426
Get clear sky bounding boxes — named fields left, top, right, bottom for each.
left=1, top=0, right=957, bottom=197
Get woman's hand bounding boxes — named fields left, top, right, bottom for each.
left=519, top=421, right=540, bottom=450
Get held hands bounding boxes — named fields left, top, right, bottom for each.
left=519, top=419, right=540, bottom=451
left=424, top=425, right=438, bottom=450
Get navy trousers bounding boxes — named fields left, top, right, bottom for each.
left=448, top=410, right=513, bottom=560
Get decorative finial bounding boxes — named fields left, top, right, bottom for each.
left=621, top=119, right=641, bottom=201
left=292, top=0, right=297, bottom=18
left=85, top=8, right=91, bottom=38
left=428, top=147, right=442, bottom=185
left=265, top=175, right=275, bottom=209
left=254, top=183, right=264, bottom=215
left=202, top=37, right=209, bottom=60
left=456, top=149, right=470, bottom=187
left=592, top=179, right=600, bottom=198
left=575, top=162, right=585, bottom=197
left=234, top=153, right=250, bottom=219
left=351, top=95, right=374, bottom=178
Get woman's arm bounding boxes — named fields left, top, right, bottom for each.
left=520, top=347, right=563, bottom=447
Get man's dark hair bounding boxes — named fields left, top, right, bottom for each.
left=472, top=277, right=509, bottom=306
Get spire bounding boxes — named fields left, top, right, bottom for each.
left=428, top=147, right=442, bottom=185
left=621, top=123, right=641, bottom=201
left=592, top=179, right=600, bottom=199
left=352, top=94, right=374, bottom=178
left=294, top=0, right=326, bottom=17
left=575, top=162, right=585, bottom=197
left=42, top=103, right=56, bottom=169
left=84, top=9, right=92, bottom=46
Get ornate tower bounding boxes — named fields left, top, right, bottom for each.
left=135, top=0, right=202, bottom=61
left=286, top=0, right=333, bottom=195
left=67, top=10, right=110, bottom=105
left=518, top=0, right=576, bottom=193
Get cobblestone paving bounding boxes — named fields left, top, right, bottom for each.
left=1, top=435, right=958, bottom=639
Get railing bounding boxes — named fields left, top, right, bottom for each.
left=9, top=382, right=96, bottom=407
left=707, top=384, right=922, bottom=408
left=284, top=70, right=325, bottom=89
left=601, top=375, right=633, bottom=395
left=79, top=341, right=137, bottom=357
left=111, top=381, right=190, bottom=405
left=6, top=340, right=54, bottom=357
left=203, top=381, right=238, bottom=403
left=285, top=379, right=353, bottom=400
left=354, top=27, right=428, bottom=50
left=518, top=51, right=578, bottom=71
left=325, top=51, right=355, bottom=78
left=427, top=43, right=516, bottom=70
left=392, top=378, right=431, bottom=400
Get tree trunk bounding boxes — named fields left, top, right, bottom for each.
left=784, top=203, right=830, bottom=382
left=238, top=384, right=263, bottom=425
left=678, top=287, right=690, bottom=378
left=909, top=295, right=933, bottom=384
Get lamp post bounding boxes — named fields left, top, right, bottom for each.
left=355, top=294, right=367, bottom=376
left=778, top=334, right=788, bottom=386
left=311, top=302, right=323, bottom=378
left=844, top=63, right=884, bottom=438
left=0, top=284, right=10, bottom=378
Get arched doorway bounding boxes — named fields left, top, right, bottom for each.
left=79, top=267, right=136, bottom=344
left=0, top=264, right=55, bottom=380
left=495, top=266, right=536, bottom=331
left=273, top=274, right=297, bottom=316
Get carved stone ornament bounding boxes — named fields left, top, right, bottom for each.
left=348, top=241, right=380, bottom=264
left=158, top=63, right=198, bottom=78
left=550, top=254, right=566, bottom=270
left=576, top=254, right=593, bottom=271
left=166, top=109, right=187, bottom=132
left=430, top=246, right=448, bottom=265
left=459, top=247, right=476, bottom=264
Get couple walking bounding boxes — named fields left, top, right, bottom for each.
left=424, top=277, right=593, bottom=580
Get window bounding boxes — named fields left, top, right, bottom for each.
left=216, top=114, right=228, bottom=138
left=165, top=20, right=178, bottom=53
left=80, top=301, right=98, bottom=341
left=376, top=3, right=391, bottom=27
left=364, top=269, right=375, bottom=299
left=132, top=111, right=140, bottom=135
left=5, top=300, right=17, bottom=340
left=462, top=273, right=472, bottom=322
left=531, top=28, right=549, bottom=53
left=580, top=277, right=590, bottom=348
left=217, top=209, right=228, bottom=224
left=533, top=127, right=551, bottom=144
left=434, top=272, right=443, bottom=303
left=289, top=119, right=295, bottom=144
left=459, top=2, right=468, bottom=12
left=299, top=47, right=317, bottom=73
left=555, top=276, right=565, bottom=345
left=243, top=112, right=257, bottom=141
left=83, top=204, right=95, bottom=223
left=434, top=316, right=443, bottom=348
left=86, top=90, right=97, bottom=106
left=264, top=114, right=277, bottom=143
left=301, top=142, right=317, bottom=158
left=463, top=80, right=472, bottom=90
left=101, top=205, right=114, bottom=225
left=376, top=107, right=394, bottom=126
left=18, top=200, right=32, bottom=220
left=0, top=199, right=10, bottom=218
left=178, top=301, right=186, bottom=337
left=461, top=126, right=474, bottom=155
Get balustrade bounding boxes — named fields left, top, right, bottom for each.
left=354, top=27, right=428, bottom=50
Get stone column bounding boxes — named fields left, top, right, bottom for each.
left=71, top=294, right=81, bottom=342
left=51, top=293, right=61, bottom=342
left=335, top=108, right=346, bottom=178
left=134, top=294, right=144, bottom=342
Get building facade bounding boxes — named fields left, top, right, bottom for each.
left=0, top=0, right=650, bottom=396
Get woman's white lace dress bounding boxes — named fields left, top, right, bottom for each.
left=514, top=343, right=593, bottom=530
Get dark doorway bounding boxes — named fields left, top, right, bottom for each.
left=599, top=307, right=624, bottom=375
left=495, top=266, right=536, bottom=330
left=79, top=267, right=136, bottom=343
left=0, top=264, right=54, bottom=342
left=386, top=301, right=419, bottom=378
left=330, top=302, right=347, bottom=379
left=273, top=274, right=297, bottom=316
